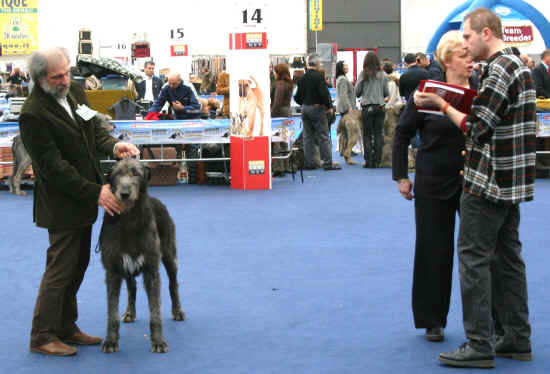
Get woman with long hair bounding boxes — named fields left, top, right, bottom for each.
left=271, top=63, right=294, bottom=118
left=392, top=31, right=478, bottom=342
left=355, top=52, right=389, bottom=168
left=335, top=61, right=355, bottom=116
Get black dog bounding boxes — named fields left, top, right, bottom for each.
left=99, top=159, right=185, bottom=353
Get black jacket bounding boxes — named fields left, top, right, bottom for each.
left=136, top=75, right=164, bottom=101
left=19, top=82, right=118, bottom=229
left=294, top=69, right=332, bottom=108
left=427, top=60, right=444, bottom=82
left=399, top=65, right=430, bottom=100
left=532, top=63, right=550, bottom=98
left=392, top=93, right=465, bottom=200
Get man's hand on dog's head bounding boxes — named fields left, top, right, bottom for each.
left=98, top=184, right=123, bottom=216
left=115, top=142, right=140, bottom=159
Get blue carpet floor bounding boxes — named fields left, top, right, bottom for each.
left=1, top=149, right=549, bottom=374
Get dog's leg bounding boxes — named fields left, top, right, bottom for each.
left=10, top=136, right=31, bottom=195
left=257, top=101, right=265, bottom=137
left=247, top=105, right=256, bottom=137
left=121, top=277, right=137, bottom=323
left=161, top=256, right=186, bottom=321
left=143, top=269, right=168, bottom=353
left=102, top=271, right=122, bottom=353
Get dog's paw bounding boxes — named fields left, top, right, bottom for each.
left=15, top=190, right=27, bottom=196
left=151, top=339, right=169, bottom=353
left=101, top=340, right=119, bottom=353
left=121, top=311, right=136, bottom=323
left=172, top=309, right=186, bottom=321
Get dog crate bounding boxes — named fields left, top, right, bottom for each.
left=149, top=164, right=178, bottom=186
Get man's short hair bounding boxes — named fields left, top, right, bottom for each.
left=464, top=7, right=503, bottom=40
left=541, top=49, right=550, bottom=60
left=416, top=52, right=427, bottom=61
left=307, top=53, right=320, bottom=67
left=404, top=53, right=416, bottom=65
left=382, top=62, right=393, bottom=75
left=144, top=60, right=155, bottom=69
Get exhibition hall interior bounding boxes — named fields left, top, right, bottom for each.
left=1, top=0, right=549, bottom=372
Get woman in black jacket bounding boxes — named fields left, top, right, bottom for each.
left=392, top=32, right=478, bottom=342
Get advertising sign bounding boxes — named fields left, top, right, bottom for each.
left=503, top=25, right=533, bottom=45
left=228, top=1, right=271, bottom=190
left=0, top=0, right=38, bottom=55
left=310, top=0, right=323, bottom=31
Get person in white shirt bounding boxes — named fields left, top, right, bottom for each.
left=136, top=61, right=163, bottom=102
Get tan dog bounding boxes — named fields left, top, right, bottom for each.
left=207, top=98, right=220, bottom=112
left=380, top=103, right=405, bottom=168
left=337, top=110, right=363, bottom=165
left=199, top=98, right=209, bottom=114
left=238, top=76, right=265, bottom=137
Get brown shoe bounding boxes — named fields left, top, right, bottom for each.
left=30, top=341, right=77, bottom=356
left=63, top=330, right=103, bottom=345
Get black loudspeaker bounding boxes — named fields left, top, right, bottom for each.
left=79, top=41, right=93, bottom=55
left=79, top=29, right=91, bottom=40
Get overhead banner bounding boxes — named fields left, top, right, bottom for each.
left=310, top=0, right=323, bottom=31
left=0, top=0, right=38, bottom=55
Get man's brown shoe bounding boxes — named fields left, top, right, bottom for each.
left=63, top=330, right=102, bottom=345
left=30, top=341, right=77, bottom=356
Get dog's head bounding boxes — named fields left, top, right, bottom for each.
left=238, top=79, right=251, bottom=98
left=108, top=159, right=150, bottom=211
left=207, top=98, right=220, bottom=111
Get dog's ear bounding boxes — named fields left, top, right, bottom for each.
left=106, top=168, right=114, bottom=183
left=145, top=166, right=152, bottom=181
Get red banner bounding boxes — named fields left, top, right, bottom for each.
left=503, top=25, right=533, bottom=45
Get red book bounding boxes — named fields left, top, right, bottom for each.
left=416, top=80, right=477, bottom=115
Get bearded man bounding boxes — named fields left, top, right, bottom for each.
left=19, top=47, right=139, bottom=356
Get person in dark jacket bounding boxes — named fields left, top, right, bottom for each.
left=136, top=61, right=163, bottom=101
left=149, top=73, right=201, bottom=119
left=417, top=52, right=444, bottom=81
left=532, top=49, right=550, bottom=98
left=294, top=54, right=341, bottom=170
left=393, top=32, right=476, bottom=343
left=399, top=53, right=430, bottom=100
left=19, top=47, right=139, bottom=356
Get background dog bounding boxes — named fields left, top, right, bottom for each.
left=380, top=103, right=406, bottom=168
left=99, top=159, right=185, bottom=354
left=238, top=76, right=265, bottom=137
left=337, top=110, right=363, bottom=165
left=8, top=135, right=32, bottom=195
left=8, top=113, right=115, bottom=195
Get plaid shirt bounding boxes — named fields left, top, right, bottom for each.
left=464, top=48, right=537, bottom=204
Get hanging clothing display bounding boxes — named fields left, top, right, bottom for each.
left=109, top=96, right=137, bottom=120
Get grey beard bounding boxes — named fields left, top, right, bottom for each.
left=41, top=80, right=70, bottom=100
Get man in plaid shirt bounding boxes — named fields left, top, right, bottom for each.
left=414, top=7, right=535, bottom=369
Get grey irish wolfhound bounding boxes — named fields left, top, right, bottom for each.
left=99, top=158, right=185, bottom=354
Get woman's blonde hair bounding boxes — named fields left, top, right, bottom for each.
left=435, top=31, right=465, bottom=72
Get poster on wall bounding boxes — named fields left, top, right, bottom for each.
left=228, top=1, right=271, bottom=138
left=0, top=0, right=38, bottom=55
left=228, top=0, right=272, bottom=190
